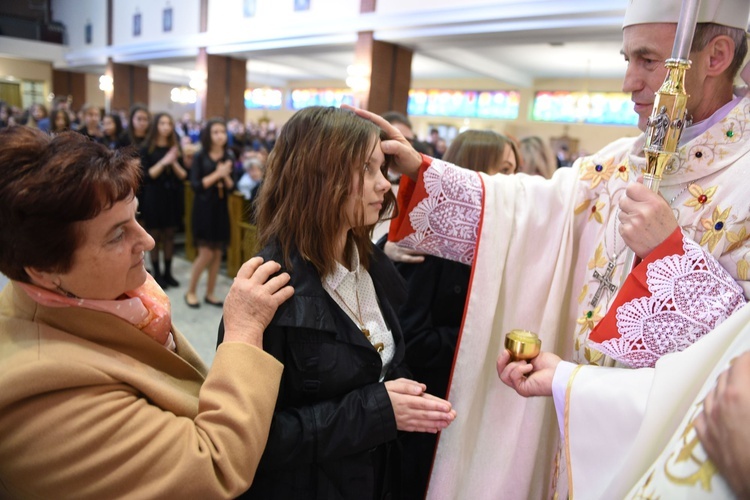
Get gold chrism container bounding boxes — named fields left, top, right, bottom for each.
left=504, top=329, right=541, bottom=361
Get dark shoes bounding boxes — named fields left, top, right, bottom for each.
left=184, top=294, right=200, bottom=309
left=185, top=295, right=222, bottom=308
left=151, top=271, right=170, bottom=290
left=204, top=297, right=224, bottom=307
left=163, top=274, right=180, bottom=288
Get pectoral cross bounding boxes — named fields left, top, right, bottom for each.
left=590, top=261, right=618, bottom=307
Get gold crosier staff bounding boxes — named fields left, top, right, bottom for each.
left=619, top=0, right=702, bottom=281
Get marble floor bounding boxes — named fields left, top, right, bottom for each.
left=160, top=256, right=231, bottom=367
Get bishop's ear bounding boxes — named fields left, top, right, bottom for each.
left=704, top=35, right=735, bottom=78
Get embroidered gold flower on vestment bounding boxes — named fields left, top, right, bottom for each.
left=576, top=305, right=602, bottom=335
left=700, top=206, right=731, bottom=252
left=580, top=157, right=615, bottom=188
left=588, top=243, right=608, bottom=270
left=588, top=200, right=606, bottom=223
left=684, top=184, right=717, bottom=212
left=725, top=226, right=748, bottom=253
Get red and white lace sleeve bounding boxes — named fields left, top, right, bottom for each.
left=388, top=156, right=483, bottom=265
left=589, top=228, right=746, bottom=368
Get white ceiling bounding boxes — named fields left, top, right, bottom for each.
left=245, top=25, right=630, bottom=86
left=148, top=34, right=629, bottom=89
left=19, top=1, right=634, bottom=90
left=140, top=12, right=626, bottom=87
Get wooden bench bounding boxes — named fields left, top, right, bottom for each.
left=183, top=183, right=258, bottom=278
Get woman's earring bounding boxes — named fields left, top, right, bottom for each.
left=55, top=279, right=78, bottom=298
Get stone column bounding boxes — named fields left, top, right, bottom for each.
left=352, top=32, right=413, bottom=114
left=51, top=70, right=86, bottom=109
left=108, top=61, right=149, bottom=112
left=197, top=50, right=246, bottom=121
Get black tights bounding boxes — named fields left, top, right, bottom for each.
left=148, top=227, right=176, bottom=274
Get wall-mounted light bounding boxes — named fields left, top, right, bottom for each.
left=346, top=64, right=370, bottom=93
left=99, top=75, right=113, bottom=92
left=171, top=87, right=197, bottom=104
left=188, top=71, right=207, bottom=92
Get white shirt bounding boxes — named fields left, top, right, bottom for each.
left=321, top=247, right=395, bottom=381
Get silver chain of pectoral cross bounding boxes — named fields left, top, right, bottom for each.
left=589, top=181, right=694, bottom=307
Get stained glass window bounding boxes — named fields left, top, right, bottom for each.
left=244, top=88, right=283, bottom=110
left=532, top=91, right=638, bottom=126
left=407, top=89, right=519, bottom=119
left=289, top=88, right=354, bottom=110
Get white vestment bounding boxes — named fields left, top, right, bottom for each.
left=391, top=96, right=750, bottom=498
left=564, top=302, right=750, bottom=499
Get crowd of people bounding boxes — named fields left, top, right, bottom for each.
left=0, top=99, right=284, bottom=302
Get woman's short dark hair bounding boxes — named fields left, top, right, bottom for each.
left=256, top=106, right=396, bottom=276
left=0, top=127, right=141, bottom=282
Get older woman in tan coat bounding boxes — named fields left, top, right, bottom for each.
left=0, top=126, right=293, bottom=499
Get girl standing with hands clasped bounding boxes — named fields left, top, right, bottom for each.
left=185, top=119, right=235, bottom=308
left=139, top=112, right=187, bottom=289
left=217, top=106, right=456, bottom=499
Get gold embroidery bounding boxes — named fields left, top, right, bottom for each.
left=577, top=284, right=589, bottom=305
left=663, top=405, right=718, bottom=491
left=738, top=259, right=748, bottom=280
left=588, top=201, right=606, bottom=223
left=699, top=206, right=731, bottom=252
left=580, top=157, right=615, bottom=188
left=576, top=306, right=602, bottom=335
left=629, top=469, right=660, bottom=499
left=574, top=198, right=592, bottom=216
left=564, top=365, right=585, bottom=498
left=614, top=161, right=630, bottom=182
left=583, top=346, right=603, bottom=365
left=588, top=243, right=607, bottom=270
left=725, top=226, right=749, bottom=253
left=684, top=184, right=717, bottom=212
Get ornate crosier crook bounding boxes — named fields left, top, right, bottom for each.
left=619, top=0, right=702, bottom=283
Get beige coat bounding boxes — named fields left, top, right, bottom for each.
left=0, top=282, right=282, bottom=499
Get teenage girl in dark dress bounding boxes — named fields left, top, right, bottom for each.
left=139, top=112, right=187, bottom=288
left=185, top=119, right=235, bottom=308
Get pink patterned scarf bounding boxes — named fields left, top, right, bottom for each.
left=17, top=274, right=175, bottom=350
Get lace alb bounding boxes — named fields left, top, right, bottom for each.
left=591, top=234, right=746, bottom=368
left=401, top=159, right=482, bottom=265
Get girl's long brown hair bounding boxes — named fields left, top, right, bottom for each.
left=256, top=106, right=396, bottom=276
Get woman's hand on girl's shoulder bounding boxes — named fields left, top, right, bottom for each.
left=223, top=257, right=294, bottom=347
